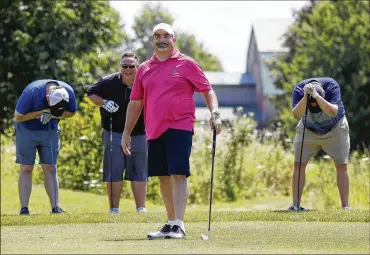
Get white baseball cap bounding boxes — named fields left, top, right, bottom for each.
left=49, top=87, right=69, bottom=106
left=152, top=23, right=175, bottom=36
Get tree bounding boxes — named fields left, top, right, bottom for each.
left=0, top=0, right=126, bottom=132
left=126, top=2, right=223, bottom=71
left=175, top=33, right=223, bottom=71
left=268, top=1, right=370, bottom=149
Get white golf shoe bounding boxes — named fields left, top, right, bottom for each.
left=147, top=224, right=172, bottom=239
left=166, top=225, right=186, bottom=239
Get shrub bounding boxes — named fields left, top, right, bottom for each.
left=1, top=103, right=369, bottom=209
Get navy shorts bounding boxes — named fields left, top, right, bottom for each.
left=102, top=130, right=148, bottom=182
left=148, top=128, right=193, bottom=178
left=15, top=123, right=60, bottom=165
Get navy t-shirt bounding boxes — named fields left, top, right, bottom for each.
left=292, top=77, right=345, bottom=133
left=15, top=79, right=77, bottom=130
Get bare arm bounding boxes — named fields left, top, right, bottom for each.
left=200, top=89, right=222, bottom=134
left=315, top=95, right=338, bottom=117
left=123, top=100, right=143, bottom=135
left=121, top=100, right=143, bottom=155
left=61, top=111, right=76, bottom=118
left=200, top=89, right=219, bottom=111
left=292, top=94, right=338, bottom=119
left=292, top=95, right=308, bottom=120
left=88, top=94, right=104, bottom=107
left=14, top=109, right=49, bottom=122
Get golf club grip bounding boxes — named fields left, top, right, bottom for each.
left=212, top=129, right=216, bottom=154
left=208, top=129, right=217, bottom=232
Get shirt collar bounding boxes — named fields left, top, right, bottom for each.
left=149, top=49, right=181, bottom=63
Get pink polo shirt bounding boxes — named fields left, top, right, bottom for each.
left=130, top=50, right=212, bottom=140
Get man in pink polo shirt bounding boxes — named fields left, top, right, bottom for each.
left=122, top=23, right=222, bottom=239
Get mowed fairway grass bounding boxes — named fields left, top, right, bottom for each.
left=1, top=212, right=369, bottom=254
left=1, top=182, right=370, bottom=254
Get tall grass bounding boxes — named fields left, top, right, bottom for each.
left=1, top=105, right=369, bottom=209
left=188, top=113, right=369, bottom=209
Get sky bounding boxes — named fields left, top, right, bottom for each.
left=109, top=1, right=309, bottom=73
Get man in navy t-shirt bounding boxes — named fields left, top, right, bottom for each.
left=14, top=79, right=77, bottom=215
left=290, top=77, right=350, bottom=211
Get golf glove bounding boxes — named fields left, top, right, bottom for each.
left=210, top=110, right=222, bottom=135
left=102, top=100, right=119, bottom=113
left=40, top=112, right=52, bottom=124
left=304, top=84, right=319, bottom=98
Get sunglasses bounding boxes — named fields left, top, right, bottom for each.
left=121, top=65, right=136, bottom=69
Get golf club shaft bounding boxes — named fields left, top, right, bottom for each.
left=208, top=129, right=217, bottom=232
left=49, top=121, right=57, bottom=209
left=297, top=97, right=309, bottom=209
left=110, top=114, right=113, bottom=210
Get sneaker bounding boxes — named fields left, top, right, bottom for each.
left=147, top=224, right=172, bottom=239
left=136, top=207, right=148, bottom=213
left=166, top=225, right=186, bottom=239
left=342, top=206, right=351, bottom=210
left=288, top=205, right=308, bottom=211
left=19, top=207, right=30, bottom=215
left=51, top=206, right=66, bottom=214
left=109, top=209, right=119, bottom=214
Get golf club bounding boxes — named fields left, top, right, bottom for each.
left=201, top=129, right=217, bottom=240
left=109, top=113, right=113, bottom=212
left=49, top=121, right=58, bottom=211
left=297, top=96, right=309, bottom=210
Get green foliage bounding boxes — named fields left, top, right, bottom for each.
left=126, top=2, right=223, bottom=71
left=1, top=1, right=368, bottom=210
left=175, top=33, right=223, bottom=71
left=1, top=111, right=369, bottom=209
left=0, top=0, right=126, bottom=132
left=56, top=98, right=103, bottom=191
left=188, top=114, right=369, bottom=209
left=128, top=2, right=174, bottom=63
left=268, top=1, right=370, bottom=149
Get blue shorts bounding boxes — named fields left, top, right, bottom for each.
left=148, top=128, right=193, bottom=178
left=15, top=123, right=60, bottom=165
left=102, top=130, right=148, bottom=182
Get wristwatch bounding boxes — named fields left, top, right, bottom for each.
left=211, top=109, right=220, bottom=115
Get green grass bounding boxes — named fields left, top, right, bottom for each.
left=2, top=221, right=369, bottom=254
left=1, top=178, right=294, bottom=216
left=2, top=178, right=369, bottom=254
left=2, top=136, right=370, bottom=254
left=1, top=210, right=369, bottom=226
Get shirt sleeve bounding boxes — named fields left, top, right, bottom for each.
left=185, top=60, right=212, bottom=92
left=292, top=83, right=304, bottom=108
left=130, top=66, right=144, bottom=100
left=15, top=90, right=33, bottom=115
left=66, top=88, right=77, bottom=113
left=325, top=79, right=341, bottom=105
left=86, top=79, right=108, bottom=98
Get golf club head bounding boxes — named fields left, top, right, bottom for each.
left=201, top=231, right=211, bottom=240
left=201, top=234, right=209, bottom=240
